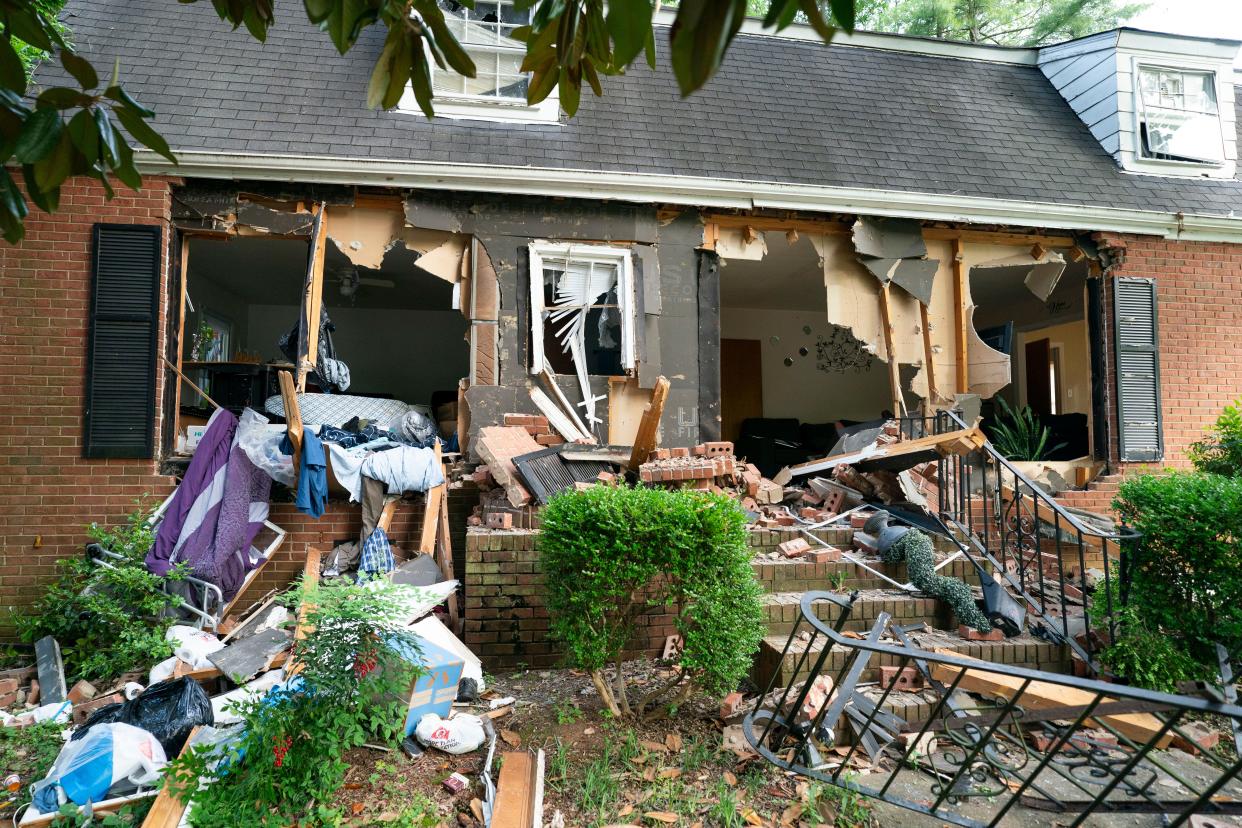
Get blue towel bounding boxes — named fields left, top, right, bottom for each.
left=293, top=429, right=328, bottom=519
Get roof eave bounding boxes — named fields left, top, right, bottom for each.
left=137, top=150, right=1242, bottom=243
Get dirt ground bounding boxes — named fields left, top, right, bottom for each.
left=331, top=659, right=872, bottom=828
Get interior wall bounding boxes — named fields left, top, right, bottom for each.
left=1015, top=319, right=1091, bottom=417
left=719, top=307, right=891, bottom=424
left=184, top=264, right=252, bottom=357
left=247, top=304, right=468, bottom=405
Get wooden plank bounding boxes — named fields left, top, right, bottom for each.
left=161, top=356, right=221, bottom=411
left=24, top=791, right=158, bottom=828
left=492, top=751, right=538, bottom=828
left=217, top=538, right=285, bottom=623
left=141, top=727, right=201, bottom=828
left=173, top=235, right=189, bottom=429
left=285, top=549, right=322, bottom=680
left=626, top=376, right=670, bottom=470
left=929, top=649, right=1172, bottom=747
left=529, top=387, right=587, bottom=442
left=297, top=202, right=328, bottom=393
left=435, top=484, right=460, bottom=633
left=920, top=303, right=938, bottom=402
left=878, top=283, right=903, bottom=416
left=699, top=213, right=852, bottom=239
left=419, top=441, right=445, bottom=554
left=923, top=227, right=1075, bottom=248
left=278, top=369, right=303, bottom=481
left=789, top=425, right=987, bottom=477
left=376, top=498, right=400, bottom=533
left=952, top=237, right=969, bottom=394
left=539, top=367, right=592, bottom=439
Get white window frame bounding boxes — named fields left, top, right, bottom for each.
left=528, top=241, right=636, bottom=376
left=1131, top=59, right=1228, bottom=170
left=399, top=2, right=559, bottom=124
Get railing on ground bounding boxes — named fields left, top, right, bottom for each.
left=745, top=591, right=1242, bottom=828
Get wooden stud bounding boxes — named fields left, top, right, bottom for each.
left=278, top=369, right=303, bottom=482
left=952, top=237, right=969, bottom=394
left=491, top=752, right=539, bottom=828
left=627, top=376, right=670, bottom=470
left=877, top=284, right=903, bottom=416
left=161, top=356, right=221, bottom=412
left=919, top=303, right=937, bottom=402
left=436, top=484, right=460, bottom=634
left=297, top=202, right=328, bottom=393
left=140, top=728, right=200, bottom=828
left=922, top=227, right=1075, bottom=247
left=376, top=498, right=400, bottom=533
left=419, top=441, right=445, bottom=554
left=699, top=213, right=852, bottom=236
left=173, top=236, right=190, bottom=432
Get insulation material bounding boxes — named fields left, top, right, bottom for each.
left=324, top=205, right=405, bottom=269
left=715, top=226, right=768, bottom=260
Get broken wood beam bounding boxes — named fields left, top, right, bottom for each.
left=920, top=303, right=937, bottom=401
left=626, top=376, right=670, bottom=471
left=285, top=548, right=322, bottom=680
left=419, top=441, right=445, bottom=554
left=141, top=727, right=201, bottom=828
left=278, top=369, right=303, bottom=483
left=297, top=202, right=328, bottom=393
left=789, top=424, right=987, bottom=478
left=928, top=649, right=1172, bottom=747
left=951, top=237, right=969, bottom=394
left=878, top=283, right=903, bottom=416
left=491, top=750, right=544, bottom=828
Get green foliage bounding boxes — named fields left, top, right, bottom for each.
left=988, top=396, right=1065, bottom=461
left=46, top=801, right=151, bottom=827
left=540, top=485, right=765, bottom=718
left=1088, top=579, right=1206, bottom=692
left=167, top=577, right=425, bottom=828
left=6, top=0, right=65, bottom=75
left=883, top=530, right=991, bottom=632
left=851, top=0, right=1144, bottom=45
left=16, top=504, right=183, bottom=684
left=1112, top=471, right=1242, bottom=670
left=1188, top=398, right=1242, bottom=477
left=803, top=775, right=873, bottom=827
left=0, top=721, right=61, bottom=818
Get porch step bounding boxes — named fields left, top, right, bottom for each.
left=761, top=590, right=952, bottom=636
left=747, top=526, right=959, bottom=557
left=752, top=628, right=1072, bottom=689
left=751, top=556, right=979, bottom=594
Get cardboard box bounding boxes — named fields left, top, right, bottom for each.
left=390, top=636, right=465, bottom=737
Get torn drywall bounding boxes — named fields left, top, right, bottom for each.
left=324, top=205, right=406, bottom=269
left=714, top=226, right=768, bottom=261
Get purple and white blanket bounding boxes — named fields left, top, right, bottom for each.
left=146, top=408, right=272, bottom=600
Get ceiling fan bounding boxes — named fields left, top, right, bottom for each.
left=332, top=264, right=395, bottom=299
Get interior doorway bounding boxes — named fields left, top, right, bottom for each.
left=721, top=338, right=763, bottom=444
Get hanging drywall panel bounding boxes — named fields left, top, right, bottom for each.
left=715, top=226, right=768, bottom=260
left=324, top=205, right=405, bottom=269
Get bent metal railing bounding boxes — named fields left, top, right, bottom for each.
left=745, top=591, right=1242, bottom=828
left=897, top=410, right=1139, bottom=672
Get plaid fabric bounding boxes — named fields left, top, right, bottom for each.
left=359, top=527, right=395, bottom=575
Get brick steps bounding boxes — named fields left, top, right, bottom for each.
left=751, top=556, right=979, bottom=594
left=752, top=628, right=1071, bottom=689
left=761, top=590, right=952, bottom=635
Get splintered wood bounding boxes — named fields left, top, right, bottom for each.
left=626, top=376, right=670, bottom=470
left=789, top=424, right=988, bottom=478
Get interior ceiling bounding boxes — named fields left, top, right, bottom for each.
left=970, top=255, right=1087, bottom=324
left=187, top=235, right=455, bottom=311
left=719, top=231, right=825, bottom=311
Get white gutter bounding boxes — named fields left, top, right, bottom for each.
left=138, top=150, right=1242, bottom=243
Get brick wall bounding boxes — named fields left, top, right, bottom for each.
left=1097, top=234, right=1242, bottom=469
left=0, top=176, right=181, bottom=633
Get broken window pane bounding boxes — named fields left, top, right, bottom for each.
left=529, top=243, right=635, bottom=379
left=1138, top=67, right=1223, bottom=163
left=434, top=0, right=530, bottom=100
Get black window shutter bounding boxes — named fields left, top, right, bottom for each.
left=84, top=224, right=162, bottom=458
left=1114, top=277, right=1163, bottom=462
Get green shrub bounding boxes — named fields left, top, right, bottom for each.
left=167, top=577, right=425, bottom=827
left=1188, top=398, right=1242, bottom=476
left=882, top=531, right=990, bottom=632
left=16, top=504, right=183, bottom=684
left=1088, top=580, right=1206, bottom=693
left=1111, top=471, right=1242, bottom=670
left=540, top=484, right=765, bottom=720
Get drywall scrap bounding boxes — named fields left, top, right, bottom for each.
left=323, top=205, right=406, bottom=269
left=714, top=225, right=768, bottom=261
left=852, top=217, right=941, bottom=307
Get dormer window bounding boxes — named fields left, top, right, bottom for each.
left=1137, top=66, right=1224, bottom=164
left=405, top=1, right=559, bottom=123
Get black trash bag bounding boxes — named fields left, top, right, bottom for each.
left=71, top=677, right=214, bottom=756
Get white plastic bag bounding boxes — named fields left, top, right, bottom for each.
left=237, top=408, right=296, bottom=486
left=165, top=625, right=223, bottom=669
left=31, top=723, right=166, bottom=809
left=415, top=713, right=485, bottom=754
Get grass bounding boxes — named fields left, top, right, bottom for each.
left=804, top=777, right=873, bottom=827
left=553, top=700, right=583, bottom=725
left=0, top=722, right=62, bottom=818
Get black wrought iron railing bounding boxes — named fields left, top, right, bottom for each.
left=745, top=591, right=1242, bottom=828
left=895, top=409, right=1138, bottom=671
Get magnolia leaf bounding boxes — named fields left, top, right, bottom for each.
left=66, top=110, right=100, bottom=164
left=763, top=0, right=799, bottom=28
left=407, top=47, right=436, bottom=118
left=33, top=131, right=74, bottom=191
left=103, top=86, right=156, bottom=118
left=0, top=38, right=26, bottom=95
left=36, top=87, right=92, bottom=110
left=606, top=0, right=652, bottom=66
left=418, top=2, right=477, bottom=78
left=20, top=164, right=58, bottom=213
left=527, top=64, right=558, bottom=106
left=0, top=166, right=29, bottom=243
left=366, top=27, right=402, bottom=110
left=114, top=105, right=177, bottom=164
left=558, top=66, right=580, bottom=117
left=13, top=108, right=63, bottom=164
left=6, top=6, right=56, bottom=52
left=797, top=0, right=837, bottom=41
left=60, top=50, right=100, bottom=90
left=94, top=107, right=120, bottom=166
left=829, top=0, right=856, bottom=30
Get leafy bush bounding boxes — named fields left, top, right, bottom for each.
left=540, top=485, right=765, bottom=720
left=16, top=504, right=184, bottom=684
left=1111, top=471, right=1242, bottom=670
left=1188, top=398, right=1242, bottom=476
left=1088, top=580, right=1206, bottom=693
left=988, top=397, right=1065, bottom=461
left=167, top=577, right=425, bottom=827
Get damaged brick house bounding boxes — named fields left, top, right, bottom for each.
left=3, top=0, right=1242, bottom=655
